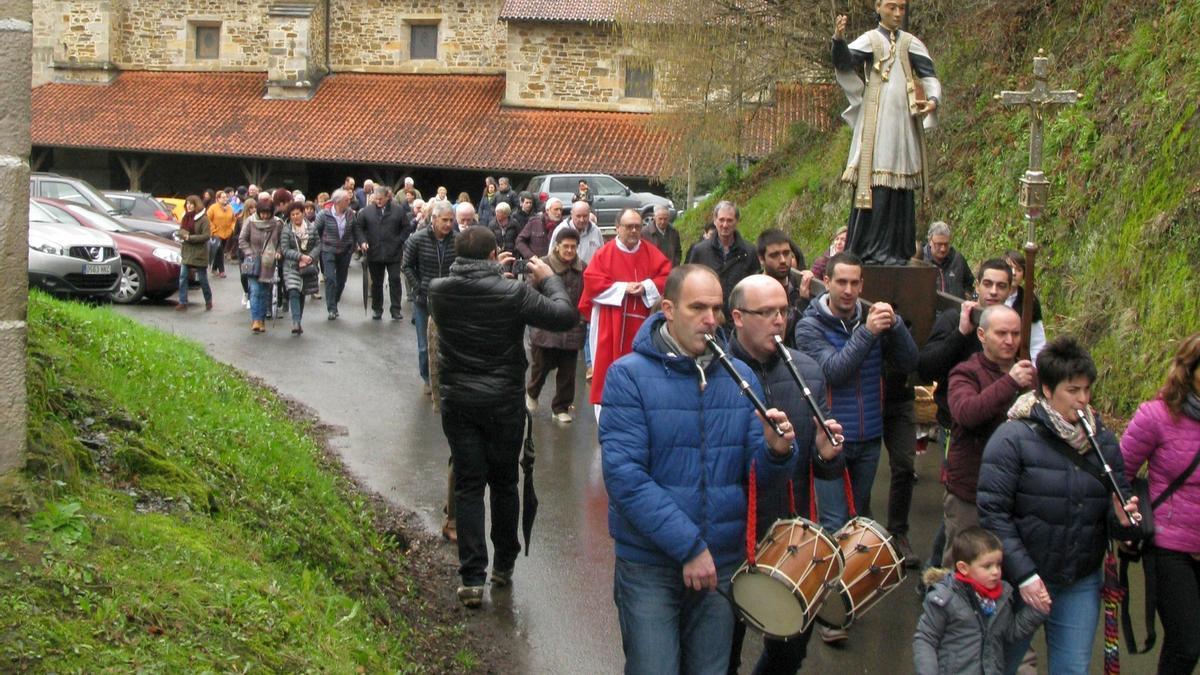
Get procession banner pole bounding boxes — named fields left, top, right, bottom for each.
left=995, top=50, right=1078, bottom=360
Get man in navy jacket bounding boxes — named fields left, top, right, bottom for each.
left=601, top=265, right=797, bottom=675
left=794, top=252, right=918, bottom=531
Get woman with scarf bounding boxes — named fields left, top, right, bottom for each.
left=175, top=195, right=213, bottom=312
left=525, top=228, right=585, bottom=423
left=279, top=202, right=321, bottom=335
left=477, top=176, right=497, bottom=227
left=810, top=227, right=847, bottom=280
left=238, top=200, right=282, bottom=333
left=1121, top=333, right=1200, bottom=675
left=977, top=337, right=1142, bottom=675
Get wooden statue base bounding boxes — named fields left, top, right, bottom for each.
left=862, top=263, right=939, bottom=346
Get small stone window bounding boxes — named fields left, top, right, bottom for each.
left=410, top=24, right=439, bottom=60
left=625, top=63, right=654, bottom=99
left=194, top=24, right=220, bottom=60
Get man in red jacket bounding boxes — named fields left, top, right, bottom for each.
left=942, top=305, right=1035, bottom=565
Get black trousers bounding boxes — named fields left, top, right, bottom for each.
left=728, top=620, right=812, bottom=675
left=321, top=249, right=353, bottom=312
left=441, top=398, right=525, bottom=586
left=883, top=398, right=917, bottom=537
left=527, top=346, right=578, bottom=414
left=847, top=186, right=917, bottom=266
left=367, top=259, right=404, bottom=317
left=1154, top=546, right=1200, bottom=675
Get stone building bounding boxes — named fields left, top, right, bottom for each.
left=31, top=0, right=833, bottom=193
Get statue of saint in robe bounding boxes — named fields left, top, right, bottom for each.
left=832, top=2, right=941, bottom=266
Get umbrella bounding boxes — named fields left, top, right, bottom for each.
left=359, top=251, right=371, bottom=314
left=520, top=411, right=539, bottom=556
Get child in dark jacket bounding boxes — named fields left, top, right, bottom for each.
left=913, top=527, right=1046, bottom=675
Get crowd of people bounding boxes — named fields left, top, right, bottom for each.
left=167, top=174, right=1199, bottom=675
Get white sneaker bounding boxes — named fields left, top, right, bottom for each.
left=553, top=411, right=572, bottom=423
left=241, top=293, right=250, bottom=309
left=525, top=394, right=539, bottom=412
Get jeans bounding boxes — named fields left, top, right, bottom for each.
left=1154, top=546, right=1200, bottom=674
left=178, top=265, right=212, bottom=306
left=883, top=398, right=916, bottom=537
left=247, top=278, right=271, bottom=321
left=367, top=259, right=404, bottom=317
left=441, top=398, right=525, bottom=586
left=413, top=302, right=430, bottom=384
left=321, top=249, right=353, bottom=313
left=813, top=439, right=881, bottom=531
left=728, top=620, right=811, bottom=675
left=1003, top=570, right=1101, bottom=675
left=287, top=289, right=306, bottom=323
left=613, top=557, right=736, bottom=675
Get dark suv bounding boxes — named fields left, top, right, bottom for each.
left=523, top=173, right=675, bottom=230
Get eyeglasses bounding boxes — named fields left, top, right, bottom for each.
left=736, top=307, right=787, bottom=319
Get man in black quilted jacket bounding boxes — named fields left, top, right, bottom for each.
left=428, top=226, right=578, bottom=608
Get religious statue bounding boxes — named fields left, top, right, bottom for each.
left=833, top=0, right=941, bottom=266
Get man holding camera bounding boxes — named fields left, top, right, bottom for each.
left=428, top=226, right=579, bottom=608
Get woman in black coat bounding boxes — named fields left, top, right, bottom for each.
left=977, top=337, right=1142, bottom=675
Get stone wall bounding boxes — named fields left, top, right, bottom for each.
left=326, top=0, right=506, bottom=73
left=266, top=3, right=322, bottom=99
left=505, top=22, right=655, bottom=112
left=1, top=0, right=32, bottom=474
left=115, top=0, right=271, bottom=70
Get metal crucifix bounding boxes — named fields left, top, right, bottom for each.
left=995, top=50, right=1079, bottom=359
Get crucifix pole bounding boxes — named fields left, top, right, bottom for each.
left=995, top=50, right=1079, bottom=360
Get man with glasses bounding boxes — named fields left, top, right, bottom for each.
left=794, top=251, right=918, bottom=644
left=579, top=209, right=672, bottom=417
left=727, top=274, right=844, bottom=672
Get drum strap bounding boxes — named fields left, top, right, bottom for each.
left=787, top=480, right=797, bottom=518
left=808, top=468, right=818, bottom=522
left=843, top=469, right=858, bottom=519
left=746, top=460, right=758, bottom=566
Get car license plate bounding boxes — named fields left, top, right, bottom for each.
left=84, top=263, right=112, bottom=275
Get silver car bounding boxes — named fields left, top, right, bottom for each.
left=523, top=173, right=676, bottom=232
left=28, top=207, right=121, bottom=299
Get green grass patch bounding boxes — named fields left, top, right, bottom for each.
left=3, top=291, right=466, bottom=671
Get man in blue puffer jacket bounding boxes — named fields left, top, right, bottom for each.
left=601, top=264, right=798, bottom=675
left=794, top=251, right=918, bottom=532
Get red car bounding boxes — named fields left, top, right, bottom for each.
left=33, top=198, right=183, bottom=304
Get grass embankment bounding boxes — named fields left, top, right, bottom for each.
left=2, top=292, right=470, bottom=672
left=677, top=0, right=1200, bottom=417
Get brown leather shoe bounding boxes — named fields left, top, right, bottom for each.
left=205, top=301, right=213, bottom=311
left=174, top=303, right=187, bottom=312
left=251, top=320, right=265, bottom=333
left=441, top=518, right=457, bottom=543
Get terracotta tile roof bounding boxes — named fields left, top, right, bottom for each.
left=32, top=71, right=835, bottom=178
left=499, top=0, right=619, bottom=23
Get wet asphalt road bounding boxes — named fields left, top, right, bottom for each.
left=116, top=267, right=1158, bottom=674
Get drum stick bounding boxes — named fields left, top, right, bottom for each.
left=773, top=336, right=840, bottom=447
left=1077, top=409, right=1146, bottom=535
left=705, top=334, right=785, bottom=437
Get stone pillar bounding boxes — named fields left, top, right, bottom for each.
left=51, top=0, right=120, bottom=85
left=265, top=2, right=323, bottom=100
left=0, top=2, right=32, bottom=475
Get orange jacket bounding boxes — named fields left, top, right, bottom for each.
left=207, top=203, right=237, bottom=239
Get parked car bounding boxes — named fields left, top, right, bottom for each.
left=28, top=202, right=121, bottom=300
left=29, top=172, right=178, bottom=241
left=522, top=173, right=676, bottom=231
left=157, top=197, right=187, bottom=222
left=103, top=190, right=178, bottom=223
left=34, top=198, right=182, bottom=304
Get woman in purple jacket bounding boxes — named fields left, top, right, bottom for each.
left=1121, top=333, right=1200, bottom=675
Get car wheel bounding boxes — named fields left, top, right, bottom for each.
left=112, top=258, right=146, bottom=304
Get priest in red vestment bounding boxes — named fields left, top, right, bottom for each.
left=579, top=209, right=672, bottom=411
